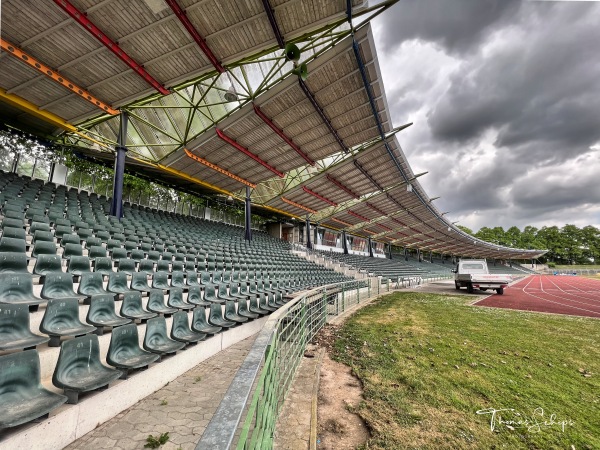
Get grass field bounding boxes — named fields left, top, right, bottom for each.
left=332, top=292, right=600, bottom=449
left=554, top=265, right=600, bottom=270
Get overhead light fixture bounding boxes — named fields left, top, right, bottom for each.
left=224, top=85, right=238, bottom=102
left=406, top=184, right=413, bottom=192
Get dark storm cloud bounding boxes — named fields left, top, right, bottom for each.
left=377, top=0, right=520, bottom=54
left=373, top=0, right=600, bottom=230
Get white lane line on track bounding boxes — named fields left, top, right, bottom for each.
left=516, top=276, right=600, bottom=315
left=543, top=276, right=600, bottom=303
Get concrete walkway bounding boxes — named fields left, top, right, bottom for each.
left=273, top=347, right=324, bottom=450
left=65, top=335, right=257, bottom=450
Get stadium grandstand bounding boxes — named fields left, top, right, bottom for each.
left=0, top=0, right=546, bottom=448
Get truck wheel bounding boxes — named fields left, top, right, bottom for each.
left=496, top=287, right=504, bottom=295
left=467, top=283, right=474, bottom=294
left=455, top=282, right=460, bottom=290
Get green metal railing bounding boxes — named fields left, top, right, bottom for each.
left=197, top=275, right=451, bottom=449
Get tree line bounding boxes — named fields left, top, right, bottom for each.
left=457, top=224, right=600, bottom=265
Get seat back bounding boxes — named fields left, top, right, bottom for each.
left=2, top=227, right=26, bottom=240
left=0, top=273, right=36, bottom=301
left=52, top=334, right=117, bottom=390
left=67, top=256, right=91, bottom=276
left=0, top=237, right=26, bottom=253
left=152, top=271, right=169, bottom=289
left=40, top=273, right=78, bottom=299
left=63, top=243, right=83, bottom=259
left=138, top=259, right=154, bottom=273
left=167, top=288, right=185, bottom=308
left=107, top=272, right=129, bottom=293
left=107, top=323, right=152, bottom=367
left=204, top=285, right=217, bottom=301
left=32, top=241, right=57, bottom=258
left=116, top=258, right=136, bottom=274
left=0, top=252, right=28, bottom=273
left=171, top=271, right=185, bottom=288
left=40, top=298, right=87, bottom=335
left=94, top=257, right=113, bottom=274
left=78, top=272, right=105, bottom=296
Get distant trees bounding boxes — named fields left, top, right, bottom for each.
left=463, top=224, right=600, bottom=264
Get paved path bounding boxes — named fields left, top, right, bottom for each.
left=273, top=347, right=323, bottom=450
left=65, top=335, right=257, bottom=450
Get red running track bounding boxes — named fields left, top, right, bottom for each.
left=474, top=275, right=600, bottom=318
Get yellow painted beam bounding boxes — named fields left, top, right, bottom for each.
left=0, top=87, right=77, bottom=132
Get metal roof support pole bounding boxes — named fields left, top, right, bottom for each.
left=244, top=186, right=252, bottom=241
left=388, top=244, right=393, bottom=260
left=314, top=223, right=319, bottom=247
left=110, top=111, right=128, bottom=219
left=417, top=249, right=422, bottom=263
left=368, top=237, right=374, bottom=258
left=298, top=80, right=348, bottom=153
left=404, top=247, right=408, bottom=262
left=305, top=215, right=312, bottom=249
left=261, top=0, right=285, bottom=48
left=430, top=251, right=433, bottom=263
left=342, top=230, right=349, bottom=254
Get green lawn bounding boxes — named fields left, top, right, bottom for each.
left=554, top=265, right=600, bottom=270
left=332, top=292, right=600, bottom=449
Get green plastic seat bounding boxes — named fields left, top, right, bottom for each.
left=218, top=284, right=238, bottom=302
left=0, top=273, right=47, bottom=310
left=0, top=252, right=28, bottom=273
left=40, top=273, right=83, bottom=300
left=191, top=307, right=221, bottom=334
left=203, top=285, right=223, bottom=304
left=171, top=311, right=206, bottom=344
left=130, top=272, right=152, bottom=292
left=31, top=240, right=57, bottom=258
left=67, top=255, right=92, bottom=276
left=151, top=271, right=170, bottom=290
left=107, top=323, right=160, bottom=377
left=0, top=237, right=26, bottom=253
left=167, top=288, right=194, bottom=311
left=32, top=230, right=54, bottom=244
left=1, top=218, right=25, bottom=230
left=40, top=298, right=95, bottom=347
left=59, top=234, right=80, bottom=248
left=170, top=271, right=186, bottom=289
left=62, top=242, right=83, bottom=259
left=78, top=272, right=109, bottom=298
left=0, top=350, right=67, bottom=429
left=143, top=316, right=185, bottom=355
left=186, top=286, right=210, bottom=307
left=2, top=226, right=26, bottom=240
left=258, top=293, right=277, bottom=312
left=156, top=260, right=170, bottom=272
left=0, top=303, right=50, bottom=351
left=93, top=257, right=114, bottom=276
left=120, top=292, right=157, bottom=321
left=86, top=294, right=131, bottom=333
left=52, top=334, right=122, bottom=404
left=54, top=226, right=73, bottom=240
left=147, top=289, right=177, bottom=316
left=130, top=249, right=145, bottom=262
left=137, top=259, right=154, bottom=274
left=88, top=245, right=107, bottom=260
left=237, top=299, right=259, bottom=320
left=111, top=248, right=127, bottom=261
left=107, top=272, right=132, bottom=295
left=224, top=300, right=248, bottom=324
left=208, top=303, right=235, bottom=328
left=116, top=258, right=136, bottom=274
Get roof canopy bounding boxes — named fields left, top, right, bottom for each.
left=0, top=0, right=545, bottom=259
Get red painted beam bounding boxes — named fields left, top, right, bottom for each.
left=390, top=217, right=406, bottom=227
left=326, top=174, right=359, bottom=199
left=302, top=186, right=337, bottom=206
left=164, top=0, right=225, bottom=73
left=281, top=196, right=316, bottom=214
left=253, top=104, right=315, bottom=166
left=216, top=128, right=284, bottom=178
left=366, top=202, right=387, bottom=217
left=376, top=223, right=393, bottom=232
left=348, top=210, right=370, bottom=222
left=53, top=0, right=169, bottom=95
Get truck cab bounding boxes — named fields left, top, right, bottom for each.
left=452, top=259, right=511, bottom=295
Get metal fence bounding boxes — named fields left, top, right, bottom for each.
left=196, top=276, right=427, bottom=450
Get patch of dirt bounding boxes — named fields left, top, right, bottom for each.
left=314, top=325, right=370, bottom=450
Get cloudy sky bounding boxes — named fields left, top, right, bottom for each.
left=370, top=0, right=600, bottom=232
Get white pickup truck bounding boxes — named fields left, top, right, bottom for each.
left=452, top=259, right=511, bottom=295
